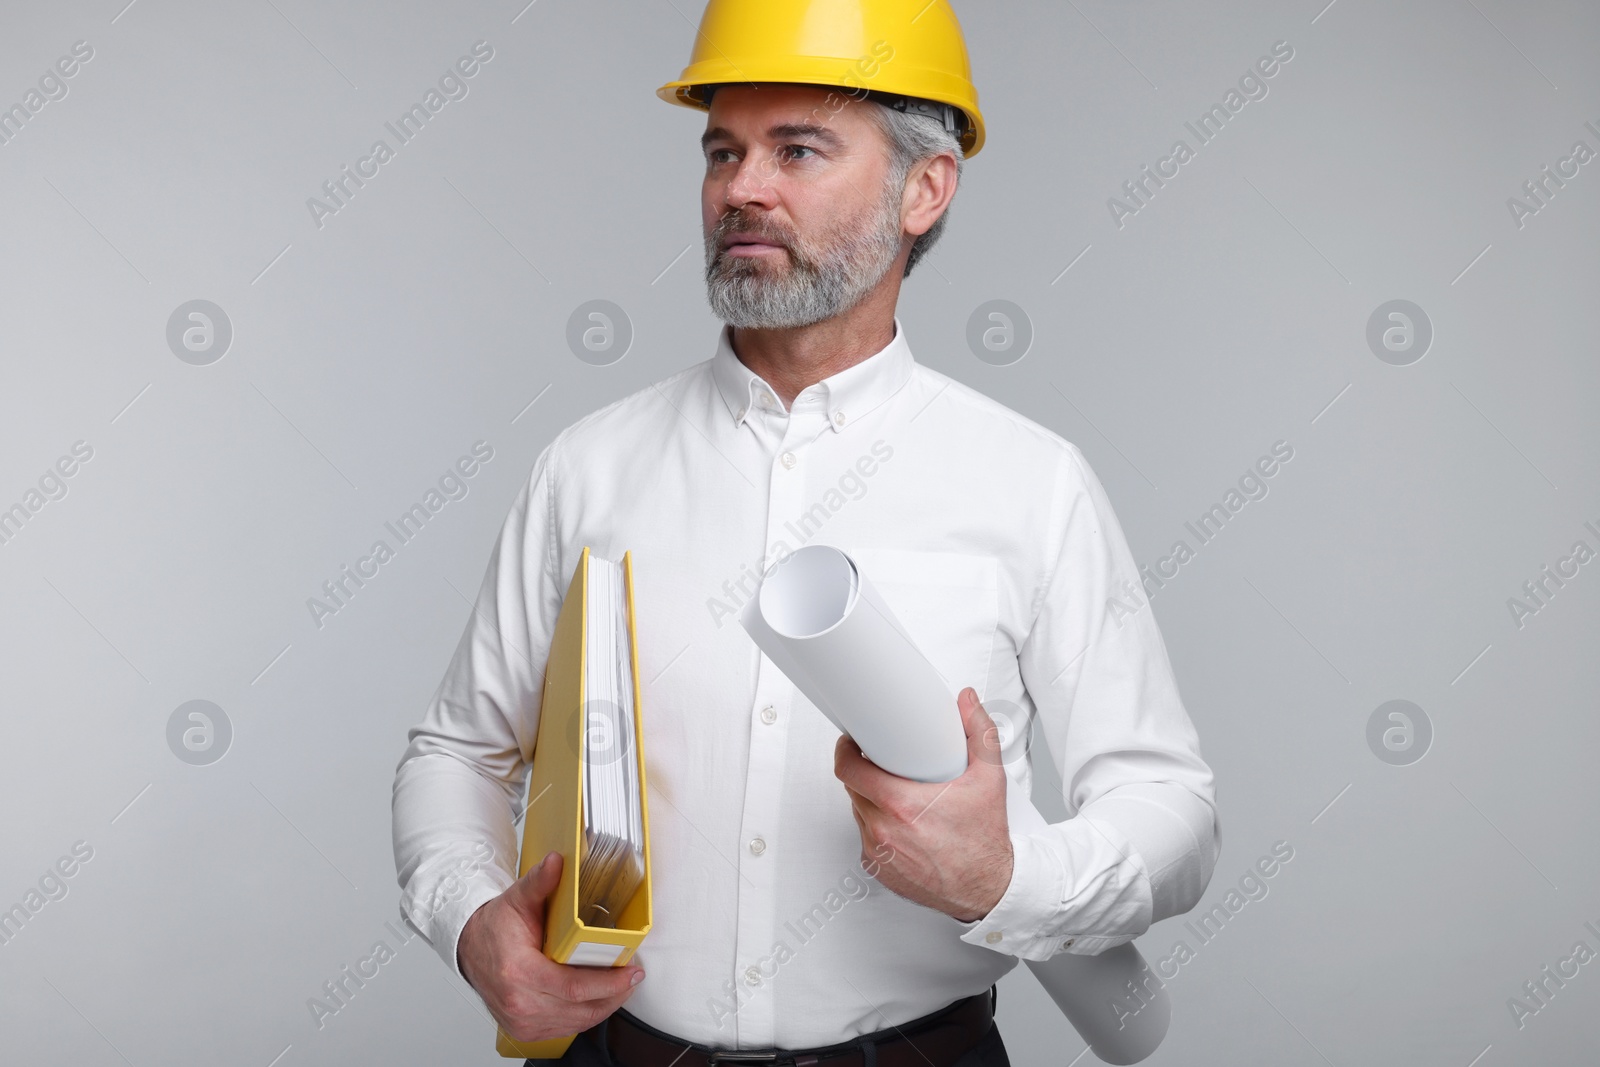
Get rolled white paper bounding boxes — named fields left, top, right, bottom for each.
left=1024, top=945, right=1171, bottom=1065
left=1006, top=781, right=1171, bottom=1064
left=738, top=544, right=968, bottom=783
left=740, top=543, right=1171, bottom=1063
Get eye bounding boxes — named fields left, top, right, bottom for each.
left=707, top=148, right=737, bottom=165
left=780, top=144, right=816, bottom=161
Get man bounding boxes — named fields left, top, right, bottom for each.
left=391, top=2, right=1219, bottom=1064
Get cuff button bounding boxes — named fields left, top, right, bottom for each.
left=984, top=931, right=1003, bottom=944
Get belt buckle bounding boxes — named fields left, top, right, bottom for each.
left=707, top=1053, right=781, bottom=1065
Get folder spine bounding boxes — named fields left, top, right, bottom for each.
left=494, top=548, right=652, bottom=1060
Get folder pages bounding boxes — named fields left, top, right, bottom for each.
left=495, top=547, right=653, bottom=1058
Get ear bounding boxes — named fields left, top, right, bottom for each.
left=901, top=151, right=959, bottom=238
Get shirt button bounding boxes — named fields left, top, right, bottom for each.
left=735, top=407, right=747, bottom=422
left=984, top=931, right=1003, bottom=944
left=833, top=411, right=846, bottom=426
left=762, top=391, right=776, bottom=407
left=745, top=966, right=762, bottom=985
left=749, top=836, right=767, bottom=855
left=1063, top=938, right=1075, bottom=949
left=780, top=451, right=797, bottom=469
left=760, top=705, right=777, bottom=724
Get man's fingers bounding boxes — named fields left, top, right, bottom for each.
left=958, top=687, right=987, bottom=739
left=834, top=733, right=887, bottom=793
left=502, top=854, right=645, bottom=1004
left=846, top=795, right=879, bottom=851
left=502, top=857, right=566, bottom=953
left=465, top=855, right=647, bottom=1046
left=959, top=688, right=1003, bottom=768
left=504, top=851, right=563, bottom=932
left=498, top=963, right=643, bottom=1044
left=841, top=781, right=886, bottom=821
left=536, top=956, right=645, bottom=1005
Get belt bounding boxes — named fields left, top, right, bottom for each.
left=593, top=986, right=995, bottom=1067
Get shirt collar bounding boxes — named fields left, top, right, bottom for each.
left=711, top=316, right=914, bottom=433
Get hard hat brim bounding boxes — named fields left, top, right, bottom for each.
left=657, top=70, right=985, bottom=157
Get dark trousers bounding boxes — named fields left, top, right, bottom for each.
left=527, top=991, right=1010, bottom=1067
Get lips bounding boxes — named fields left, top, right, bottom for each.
left=721, top=232, right=786, bottom=254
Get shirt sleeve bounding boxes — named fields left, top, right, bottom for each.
left=956, top=442, right=1221, bottom=961
left=391, top=441, right=565, bottom=979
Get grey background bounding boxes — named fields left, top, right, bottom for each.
left=1, top=0, right=1596, bottom=1064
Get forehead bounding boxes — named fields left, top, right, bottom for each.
left=701, top=83, right=882, bottom=144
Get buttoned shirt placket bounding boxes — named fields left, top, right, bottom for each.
left=727, top=375, right=838, bottom=1047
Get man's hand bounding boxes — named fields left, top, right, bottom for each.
left=457, top=851, right=644, bottom=1044
left=834, top=687, right=1015, bottom=923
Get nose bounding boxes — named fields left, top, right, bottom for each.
left=723, top=150, right=780, bottom=212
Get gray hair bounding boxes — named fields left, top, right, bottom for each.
left=864, top=100, right=965, bottom=278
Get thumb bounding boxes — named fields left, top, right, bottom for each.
left=506, top=850, right=563, bottom=923
left=959, top=688, right=1003, bottom=768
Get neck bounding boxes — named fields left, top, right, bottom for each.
left=727, top=283, right=900, bottom=409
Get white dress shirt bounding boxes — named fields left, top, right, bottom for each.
left=391, top=317, right=1220, bottom=1050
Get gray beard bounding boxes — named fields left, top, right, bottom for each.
left=704, top=192, right=904, bottom=329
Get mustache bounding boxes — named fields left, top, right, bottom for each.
left=711, top=211, right=795, bottom=253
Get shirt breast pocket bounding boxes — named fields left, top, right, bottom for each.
left=845, top=546, right=1000, bottom=699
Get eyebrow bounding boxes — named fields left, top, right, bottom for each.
left=701, top=122, right=845, bottom=153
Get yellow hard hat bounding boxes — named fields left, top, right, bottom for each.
left=656, top=0, right=986, bottom=157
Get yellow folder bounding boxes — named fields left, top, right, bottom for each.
left=495, top=547, right=653, bottom=1058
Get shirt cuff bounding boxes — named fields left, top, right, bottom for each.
left=956, top=819, right=1152, bottom=962
left=956, top=831, right=1070, bottom=960
left=404, top=868, right=513, bottom=981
